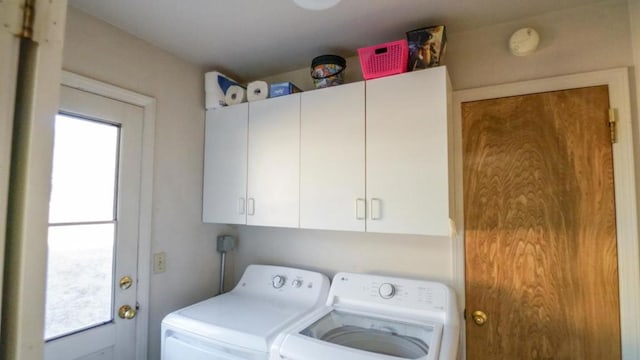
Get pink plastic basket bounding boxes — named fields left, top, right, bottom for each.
left=358, top=39, right=409, bottom=80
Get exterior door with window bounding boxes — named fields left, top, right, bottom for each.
left=44, top=85, right=143, bottom=360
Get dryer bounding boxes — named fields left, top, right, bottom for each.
left=270, top=272, right=460, bottom=360
left=161, top=264, right=330, bottom=360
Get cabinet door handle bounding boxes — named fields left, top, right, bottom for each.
left=356, top=198, right=366, bottom=220
left=247, top=198, right=255, bottom=216
left=370, top=198, right=382, bottom=220
left=238, top=198, right=245, bottom=215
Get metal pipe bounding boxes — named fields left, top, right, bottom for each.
left=216, top=234, right=235, bottom=295
left=219, top=251, right=227, bottom=294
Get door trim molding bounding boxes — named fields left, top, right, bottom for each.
left=0, top=22, right=21, bottom=340
left=452, top=67, right=640, bottom=360
left=61, top=70, right=156, bottom=360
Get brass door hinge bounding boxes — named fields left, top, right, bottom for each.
left=609, top=108, right=617, bottom=144
left=20, top=0, right=34, bottom=39
left=0, top=0, right=32, bottom=39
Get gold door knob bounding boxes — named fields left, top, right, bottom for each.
left=118, top=305, right=137, bottom=320
left=472, top=310, right=488, bottom=326
left=119, top=276, right=133, bottom=290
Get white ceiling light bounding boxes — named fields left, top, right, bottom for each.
left=294, top=0, right=341, bottom=10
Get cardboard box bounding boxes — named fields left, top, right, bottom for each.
left=269, top=82, right=302, bottom=98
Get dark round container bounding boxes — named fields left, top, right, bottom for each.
left=311, top=55, right=346, bottom=89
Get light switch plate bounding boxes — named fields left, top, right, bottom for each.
left=153, top=252, right=167, bottom=273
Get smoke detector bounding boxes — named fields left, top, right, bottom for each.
left=509, top=28, right=540, bottom=56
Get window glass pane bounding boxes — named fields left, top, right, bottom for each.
left=49, top=114, right=119, bottom=223
left=45, top=224, right=115, bottom=340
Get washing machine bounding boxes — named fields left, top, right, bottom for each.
left=270, top=272, right=460, bottom=360
left=161, top=264, right=330, bottom=360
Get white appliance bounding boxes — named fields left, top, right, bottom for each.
left=161, top=264, right=330, bottom=360
left=270, top=272, right=460, bottom=360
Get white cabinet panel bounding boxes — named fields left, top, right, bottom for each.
left=300, top=82, right=365, bottom=231
left=366, top=68, right=451, bottom=235
left=203, top=104, right=248, bottom=224
left=247, top=95, right=301, bottom=228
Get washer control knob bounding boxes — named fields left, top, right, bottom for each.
left=272, top=275, right=286, bottom=289
left=292, top=279, right=303, bottom=288
left=378, top=283, right=396, bottom=299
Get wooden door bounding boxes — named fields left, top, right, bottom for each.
left=300, top=82, right=365, bottom=232
left=462, top=86, right=621, bottom=359
left=203, top=104, right=249, bottom=225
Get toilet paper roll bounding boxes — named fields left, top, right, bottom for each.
left=247, top=81, right=269, bottom=102
left=225, top=85, right=247, bottom=106
left=205, top=71, right=240, bottom=109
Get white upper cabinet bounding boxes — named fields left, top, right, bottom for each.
left=365, top=67, right=452, bottom=236
left=202, top=67, right=452, bottom=236
left=300, top=82, right=366, bottom=232
left=247, top=94, right=301, bottom=228
left=203, top=104, right=248, bottom=224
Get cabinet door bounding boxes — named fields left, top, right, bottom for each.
left=300, top=82, right=366, bottom=231
left=202, top=104, right=248, bottom=224
left=366, top=68, right=451, bottom=235
left=247, top=94, right=300, bottom=227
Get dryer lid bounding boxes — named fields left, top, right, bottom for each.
left=163, top=293, right=311, bottom=353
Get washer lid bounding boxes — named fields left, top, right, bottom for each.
left=162, top=293, right=311, bottom=353
left=292, top=309, right=442, bottom=359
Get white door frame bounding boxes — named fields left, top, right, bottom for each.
left=452, top=67, right=640, bottom=360
left=2, top=2, right=68, bottom=358
left=60, top=71, right=156, bottom=360
left=0, top=11, right=22, bottom=335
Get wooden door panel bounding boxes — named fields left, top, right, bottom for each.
left=463, top=86, right=620, bottom=359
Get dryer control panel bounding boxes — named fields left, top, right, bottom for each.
left=232, top=264, right=331, bottom=306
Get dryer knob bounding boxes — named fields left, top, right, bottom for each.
left=378, top=283, right=396, bottom=299
left=272, top=275, right=286, bottom=289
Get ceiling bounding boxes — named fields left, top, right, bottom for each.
left=68, top=0, right=614, bottom=81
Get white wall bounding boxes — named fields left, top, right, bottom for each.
left=233, top=227, right=452, bottom=284
left=62, top=7, right=233, bottom=360
left=260, top=1, right=631, bottom=91
left=232, top=1, right=634, bottom=287
left=258, top=56, right=364, bottom=91
left=446, top=1, right=631, bottom=89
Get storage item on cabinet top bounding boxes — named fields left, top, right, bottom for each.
left=248, top=80, right=270, bottom=101
left=204, top=71, right=243, bottom=109
left=270, top=82, right=302, bottom=98
left=311, top=55, right=346, bottom=89
left=225, top=85, right=247, bottom=106
left=358, top=39, right=408, bottom=80
left=407, top=25, right=447, bottom=71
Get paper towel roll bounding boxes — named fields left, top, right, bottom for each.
left=205, top=71, right=240, bottom=109
left=225, top=85, right=247, bottom=106
left=247, top=81, right=269, bottom=102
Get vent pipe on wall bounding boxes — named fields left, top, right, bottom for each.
left=216, top=235, right=236, bottom=294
